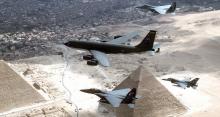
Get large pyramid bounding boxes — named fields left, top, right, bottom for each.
left=0, top=60, right=44, bottom=112
left=114, top=66, right=186, bottom=117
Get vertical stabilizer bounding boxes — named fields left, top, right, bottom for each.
left=189, top=78, right=199, bottom=86
left=166, top=2, right=176, bottom=13
left=135, top=30, right=156, bottom=51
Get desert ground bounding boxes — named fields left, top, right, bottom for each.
left=0, top=0, right=220, bottom=117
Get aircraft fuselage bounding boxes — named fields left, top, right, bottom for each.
left=163, top=78, right=197, bottom=88
left=167, top=79, right=187, bottom=84
left=64, top=40, right=148, bottom=54
left=80, top=88, right=136, bottom=105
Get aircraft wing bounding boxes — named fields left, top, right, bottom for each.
left=108, top=32, right=138, bottom=45
left=105, top=94, right=123, bottom=107
left=154, top=5, right=171, bottom=14
left=177, top=82, right=187, bottom=89
left=105, top=88, right=131, bottom=107
left=108, top=88, right=131, bottom=96
left=90, top=50, right=110, bottom=67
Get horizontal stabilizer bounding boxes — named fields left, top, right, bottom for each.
left=105, top=88, right=131, bottom=107
left=128, top=104, right=135, bottom=108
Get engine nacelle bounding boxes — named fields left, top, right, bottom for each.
left=83, top=55, right=94, bottom=60
left=87, top=59, right=98, bottom=66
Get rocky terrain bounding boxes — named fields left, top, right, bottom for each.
left=0, top=0, right=219, bottom=61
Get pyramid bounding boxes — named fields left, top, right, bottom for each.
left=114, top=66, right=186, bottom=117
left=0, top=60, right=44, bottom=112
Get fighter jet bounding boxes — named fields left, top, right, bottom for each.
left=64, top=30, right=159, bottom=67
left=80, top=88, right=139, bottom=108
left=136, top=2, right=176, bottom=15
left=162, top=78, right=199, bottom=89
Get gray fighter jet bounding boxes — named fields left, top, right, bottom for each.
left=64, top=30, right=159, bottom=67
left=136, top=2, right=176, bottom=15
left=162, top=78, right=199, bottom=89
left=80, top=88, right=139, bottom=108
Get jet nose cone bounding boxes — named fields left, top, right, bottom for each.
left=80, top=88, right=101, bottom=94
left=63, top=42, right=70, bottom=46
left=80, top=89, right=91, bottom=93
left=162, top=78, right=172, bottom=81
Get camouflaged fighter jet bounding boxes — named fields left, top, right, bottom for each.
left=80, top=88, right=140, bottom=108
left=162, top=78, right=199, bottom=89
left=136, top=2, right=176, bottom=15
left=64, top=30, right=159, bottom=67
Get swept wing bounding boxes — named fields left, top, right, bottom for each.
left=108, top=32, right=138, bottom=45
left=90, top=50, right=110, bottom=67
left=105, top=88, right=131, bottom=107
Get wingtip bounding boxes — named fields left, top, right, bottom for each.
left=101, top=62, right=110, bottom=67
left=128, top=104, right=135, bottom=108
left=112, top=104, right=120, bottom=108
left=105, top=64, right=111, bottom=67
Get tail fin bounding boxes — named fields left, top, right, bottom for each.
left=123, top=88, right=136, bottom=103
left=166, top=2, right=176, bottom=13
left=190, top=78, right=199, bottom=86
left=135, top=30, right=156, bottom=51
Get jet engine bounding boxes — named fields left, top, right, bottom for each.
left=83, top=55, right=94, bottom=60
left=87, top=59, right=98, bottom=66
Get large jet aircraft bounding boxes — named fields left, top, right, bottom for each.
left=136, top=2, right=176, bottom=15
left=64, top=30, right=159, bottom=67
left=80, top=88, right=139, bottom=108
left=162, top=78, right=199, bottom=89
